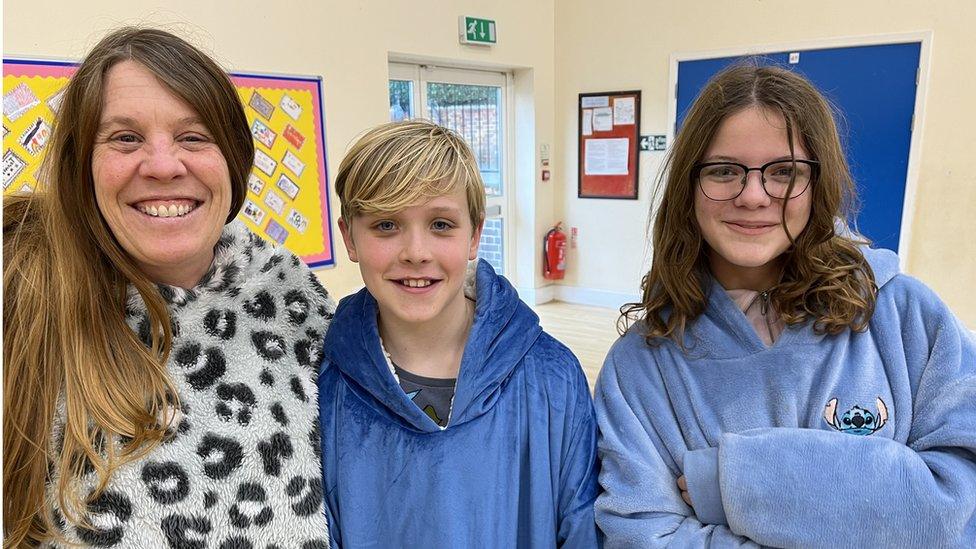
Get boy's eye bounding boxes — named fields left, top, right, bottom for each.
left=431, top=220, right=455, bottom=231
left=375, top=221, right=397, bottom=232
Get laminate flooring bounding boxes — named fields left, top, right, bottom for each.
left=532, top=301, right=622, bottom=391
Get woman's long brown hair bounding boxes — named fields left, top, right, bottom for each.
left=621, top=64, right=877, bottom=346
left=3, top=27, right=253, bottom=547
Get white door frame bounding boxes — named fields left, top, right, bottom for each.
left=389, top=62, right=515, bottom=277
left=667, top=31, right=933, bottom=269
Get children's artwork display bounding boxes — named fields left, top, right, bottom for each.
left=3, top=59, right=335, bottom=267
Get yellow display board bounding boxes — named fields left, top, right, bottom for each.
left=3, top=59, right=334, bottom=267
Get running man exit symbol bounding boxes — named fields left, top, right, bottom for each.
left=460, top=17, right=497, bottom=45
left=640, top=135, right=667, bottom=151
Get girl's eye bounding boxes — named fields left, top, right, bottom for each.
left=701, top=165, right=741, bottom=180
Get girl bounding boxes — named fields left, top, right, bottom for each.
left=595, top=64, right=975, bottom=547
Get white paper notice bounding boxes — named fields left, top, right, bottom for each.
left=592, top=107, right=613, bottom=131
left=613, top=96, right=635, bottom=125
left=581, top=95, right=609, bottom=108
left=582, top=109, right=593, bottom=136
left=584, top=138, right=629, bottom=175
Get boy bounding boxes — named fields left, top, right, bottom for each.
left=318, top=120, right=600, bottom=547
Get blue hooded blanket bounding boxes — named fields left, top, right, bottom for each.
left=318, top=260, right=600, bottom=548
left=595, top=247, right=976, bottom=548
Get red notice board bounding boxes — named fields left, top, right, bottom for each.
left=578, top=90, right=641, bottom=199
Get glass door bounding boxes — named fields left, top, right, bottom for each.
left=388, top=63, right=511, bottom=276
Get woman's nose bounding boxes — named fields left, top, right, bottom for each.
left=139, top=137, right=188, bottom=181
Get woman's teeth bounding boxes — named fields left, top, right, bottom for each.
left=401, top=279, right=432, bottom=288
left=138, top=203, right=195, bottom=218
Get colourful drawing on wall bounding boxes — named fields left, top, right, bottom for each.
left=3, top=59, right=335, bottom=267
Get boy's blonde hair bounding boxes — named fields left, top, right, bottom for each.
left=335, top=120, right=486, bottom=228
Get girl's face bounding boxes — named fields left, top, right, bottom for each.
left=694, top=106, right=813, bottom=290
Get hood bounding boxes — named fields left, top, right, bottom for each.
left=322, top=259, right=542, bottom=433
left=861, top=245, right=900, bottom=289
left=681, top=245, right=903, bottom=359
left=831, top=218, right=900, bottom=289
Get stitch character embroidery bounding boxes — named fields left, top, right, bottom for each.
left=823, top=397, right=888, bottom=436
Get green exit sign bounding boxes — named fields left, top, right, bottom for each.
left=459, top=16, right=496, bottom=46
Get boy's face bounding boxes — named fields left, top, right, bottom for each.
left=339, top=187, right=483, bottom=328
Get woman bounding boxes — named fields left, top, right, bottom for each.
left=3, top=28, right=333, bottom=548
left=595, top=64, right=976, bottom=547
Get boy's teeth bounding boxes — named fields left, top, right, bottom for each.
left=402, top=279, right=431, bottom=288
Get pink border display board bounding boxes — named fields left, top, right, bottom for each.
left=3, top=59, right=335, bottom=267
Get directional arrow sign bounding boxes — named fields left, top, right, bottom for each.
left=459, top=16, right=496, bottom=46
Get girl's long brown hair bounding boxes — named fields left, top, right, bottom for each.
left=621, top=64, right=877, bottom=345
left=3, top=27, right=253, bottom=547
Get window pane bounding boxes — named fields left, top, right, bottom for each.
left=389, top=80, right=413, bottom=121
left=477, top=217, right=504, bottom=273
left=426, top=82, right=502, bottom=197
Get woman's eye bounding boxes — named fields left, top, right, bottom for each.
left=180, top=133, right=210, bottom=144
left=112, top=133, right=141, bottom=144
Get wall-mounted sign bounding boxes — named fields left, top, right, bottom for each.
left=459, top=16, right=496, bottom=46
left=639, top=134, right=667, bottom=152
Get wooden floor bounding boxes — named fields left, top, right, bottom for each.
left=532, top=301, right=621, bottom=390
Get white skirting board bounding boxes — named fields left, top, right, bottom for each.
left=518, top=284, right=639, bottom=310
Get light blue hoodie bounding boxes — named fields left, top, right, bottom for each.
left=595, top=247, right=976, bottom=548
left=318, top=260, right=600, bottom=548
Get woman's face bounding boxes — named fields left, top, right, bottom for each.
left=92, top=60, right=231, bottom=288
left=694, top=106, right=813, bottom=290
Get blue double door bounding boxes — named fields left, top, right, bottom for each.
left=676, top=42, right=921, bottom=252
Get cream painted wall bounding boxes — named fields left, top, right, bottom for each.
left=6, top=1, right=973, bottom=326
left=3, top=0, right=556, bottom=300
left=555, top=0, right=976, bottom=328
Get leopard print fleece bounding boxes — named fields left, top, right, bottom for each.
left=47, top=221, right=334, bottom=549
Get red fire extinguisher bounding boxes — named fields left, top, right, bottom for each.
left=543, top=223, right=567, bottom=280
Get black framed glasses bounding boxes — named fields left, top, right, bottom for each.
left=692, top=159, right=819, bottom=201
